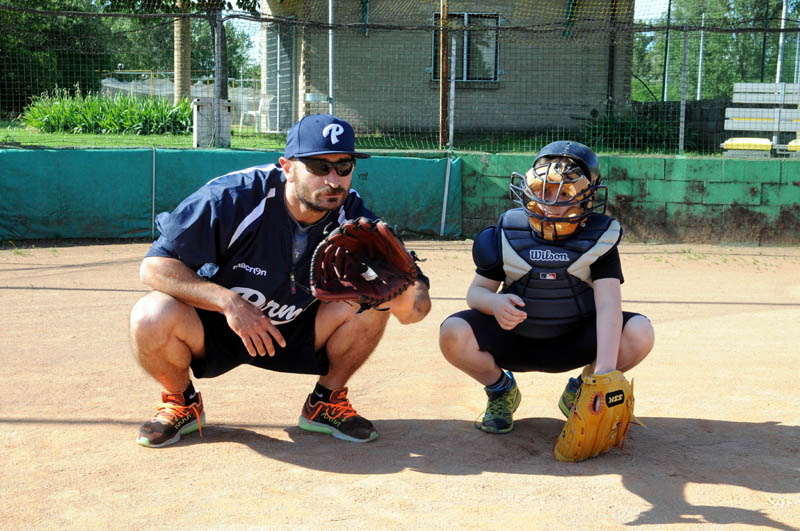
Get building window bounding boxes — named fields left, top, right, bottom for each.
left=432, top=13, right=499, bottom=82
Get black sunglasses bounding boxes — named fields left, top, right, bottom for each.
left=296, top=156, right=355, bottom=177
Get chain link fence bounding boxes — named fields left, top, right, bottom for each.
left=3, top=1, right=800, bottom=154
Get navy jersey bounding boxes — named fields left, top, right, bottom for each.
left=147, top=163, right=376, bottom=325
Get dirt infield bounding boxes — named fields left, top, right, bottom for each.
left=1, top=240, right=799, bottom=530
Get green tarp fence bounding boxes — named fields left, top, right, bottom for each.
left=0, top=149, right=462, bottom=240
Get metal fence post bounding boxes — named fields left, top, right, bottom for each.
left=680, top=25, right=687, bottom=154
left=214, top=11, right=223, bottom=147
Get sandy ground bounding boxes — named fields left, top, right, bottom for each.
left=1, top=240, right=799, bottom=530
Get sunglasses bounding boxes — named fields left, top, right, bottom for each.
left=297, top=157, right=355, bottom=177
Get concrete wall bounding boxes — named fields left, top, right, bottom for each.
left=0, top=149, right=462, bottom=240
left=3, top=149, right=798, bottom=244
left=461, top=153, right=800, bottom=244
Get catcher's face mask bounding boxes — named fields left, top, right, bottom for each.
left=297, top=156, right=355, bottom=177
left=510, top=155, right=607, bottom=241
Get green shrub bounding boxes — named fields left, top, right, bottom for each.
left=22, top=87, right=191, bottom=135
left=582, top=110, right=684, bottom=153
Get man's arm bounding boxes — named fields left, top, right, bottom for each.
left=139, top=256, right=286, bottom=356
left=593, top=277, right=622, bottom=373
left=140, top=256, right=238, bottom=313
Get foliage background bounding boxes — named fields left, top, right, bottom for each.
left=4, top=0, right=800, bottom=154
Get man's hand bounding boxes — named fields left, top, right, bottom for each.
left=139, top=256, right=287, bottom=357
left=222, top=292, right=286, bottom=357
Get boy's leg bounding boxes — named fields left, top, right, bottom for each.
left=558, top=313, right=655, bottom=417
left=297, top=301, right=392, bottom=443
left=439, top=315, right=521, bottom=434
left=617, top=315, right=655, bottom=372
left=129, top=291, right=207, bottom=447
left=439, top=316, right=503, bottom=386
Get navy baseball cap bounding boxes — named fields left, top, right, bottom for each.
left=284, top=114, right=370, bottom=159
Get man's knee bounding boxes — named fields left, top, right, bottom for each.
left=130, top=292, right=187, bottom=349
left=317, top=301, right=391, bottom=352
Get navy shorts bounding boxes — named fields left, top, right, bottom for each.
left=190, top=302, right=329, bottom=379
left=445, top=309, right=645, bottom=373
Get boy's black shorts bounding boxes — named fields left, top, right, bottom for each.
left=447, top=309, right=646, bottom=373
left=190, top=302, right=329, bottom=379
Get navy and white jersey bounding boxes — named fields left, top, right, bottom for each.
left=146, top=163, right=376, bottom=325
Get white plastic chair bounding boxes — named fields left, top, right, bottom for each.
left=238, top=96, right=271, bottom=132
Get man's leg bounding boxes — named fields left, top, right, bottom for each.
left=439, top=316, right=521, bottom=434
left=315, top=302, right=392, bottom=389
left=129, top=291, right=206, bottom=448
left=297, top=302, right=392, bottom=443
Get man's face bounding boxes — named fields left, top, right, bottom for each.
left=285, top=153, right=355, bottom=212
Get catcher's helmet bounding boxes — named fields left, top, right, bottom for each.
left=509, top=140, right=607, bottom=240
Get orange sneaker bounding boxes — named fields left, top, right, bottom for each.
left=298, top=387, right=377, bottom=443
left=137, top=391, right=205, bottom=448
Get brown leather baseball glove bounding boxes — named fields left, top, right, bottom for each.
left=310, top=218, right=418, bottom=312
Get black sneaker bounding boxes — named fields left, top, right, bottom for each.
left=298, top=387, right=378, bottom=443
left=136, top=391, right=205, bottom=448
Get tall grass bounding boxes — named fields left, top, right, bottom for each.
left=22, top=87, right=192, bottom=135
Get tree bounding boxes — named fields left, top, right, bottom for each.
left=191, top=20, right=256, bottom=79
left=104, top=0, right=259, bottom=102
left=0, top=0, right=113, bottom=116
left=632, top=0, right=793, bottom=102
left=175, top=0, right=191, bottom=103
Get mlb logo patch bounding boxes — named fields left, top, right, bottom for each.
left=540, top=272, right=557, bottom=280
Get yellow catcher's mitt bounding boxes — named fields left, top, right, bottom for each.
left=553, top=370, right=641, bottom=462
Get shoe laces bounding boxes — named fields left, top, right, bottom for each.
left=153, top=401, right=203, bottom=437
left=322, top=396, right=359, bottom=421
left=486, top=392, right=514, bottom=416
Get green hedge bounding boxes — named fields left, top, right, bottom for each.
left=22, top=88, right=191, bottom=135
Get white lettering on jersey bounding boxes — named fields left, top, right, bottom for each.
left=231, top=286, right=266, bottom=307
left=230, top=287, right=303, bottom=324
left=264, top=300, right=302, bottom=323
left=232, top=262, right=268, bottom=276
left=529, top=249, right=569, bottom=262
left=323, top=123, right=344, bottom=144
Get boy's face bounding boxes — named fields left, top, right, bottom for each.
left=524, top=156, right=591, bottom=240
left=527, top=180, right=573, bottom=216
left=525, top=157, right=589, bottom=213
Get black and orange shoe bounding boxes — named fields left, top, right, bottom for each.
left=298, top=387, right=378, bottom=443
left=136, top=391, right=205, bottom=448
